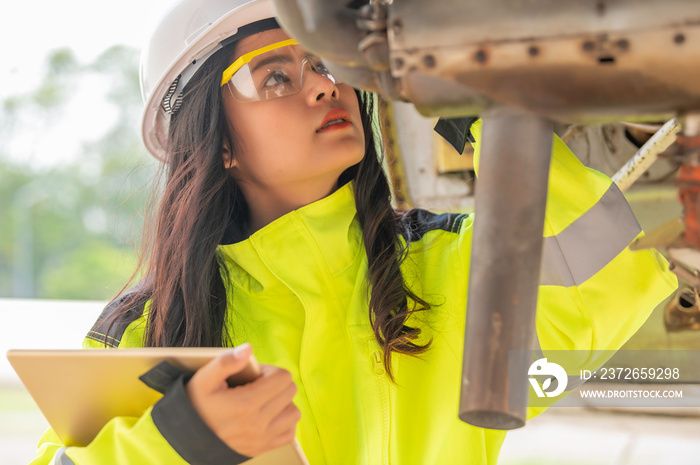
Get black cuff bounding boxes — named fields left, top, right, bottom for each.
left=433, top=116, right=479, bottom=154
left=144, top=362, right=252, bottom=465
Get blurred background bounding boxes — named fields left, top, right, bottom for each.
left=0, top=1, right=178, bottom=301
left=1, top=1, right=699, bottom=464
left=0, top=1, right=172, bottom=462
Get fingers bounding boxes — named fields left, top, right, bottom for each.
left=267, top=428, right=298, bottom=451
left=266, top=402, right=302, bottom=437
left=240, top=365, right=295, bottom=401
left=184, top=349, right=302, bottom=457
left=265, top=404, right=302, bottom=449
left=257, top=379, right=298, bottom=424
left=190, top=343, right=253, bottom=393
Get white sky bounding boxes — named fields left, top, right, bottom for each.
left=1, top=0, right=176, bottom=99
left=0, top=0, right=177, bottom=168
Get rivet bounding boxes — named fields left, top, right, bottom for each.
left=392, top=19, right=403, bottom=36
left=528, top=45, right=540, bottom=57
left=675, top=33, right=686, bottom=44
left=582, top=40, right=596, bottom=52
left=616, top=39, right=629, bottom=51
left=474, top=49, right=487, bottom=63
left=423, top=54, right=436, bottom=68
left=394, top=57, right=404, bottom=70
left=596, top=2, right=606, bottom=15
left=358, top=4, right=373, bottom=19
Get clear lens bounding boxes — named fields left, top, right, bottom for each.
left=225, top=44, right=335, bottom=102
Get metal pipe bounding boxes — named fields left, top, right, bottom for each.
left=675, top=288, right=700, bottom=314
left=272, top=1, right=394, bottom=95
left=271, top=0, right=367, bottom=67
left=460, top=106, right=553, bottom=430
left=612, top=118, right=681, bottom=192
left=669, top=262, right=700, bottom=289
left=621, top=122, right=665, bottom=134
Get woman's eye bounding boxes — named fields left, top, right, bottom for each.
left=262, top=71, right=291, bottom=88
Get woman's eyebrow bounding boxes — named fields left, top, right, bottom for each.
left=251, top=54, right=294, bottom=72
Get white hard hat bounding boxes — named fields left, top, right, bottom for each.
left=140, top=0, right=277, bottom=160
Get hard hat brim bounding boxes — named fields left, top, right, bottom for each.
left=141, top=1, right=277, bottom=161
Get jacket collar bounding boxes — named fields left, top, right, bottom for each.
left=218, top=181, right=363, bottom=292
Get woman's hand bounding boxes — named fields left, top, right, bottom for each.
left=185, top=344, right=301, bottom=457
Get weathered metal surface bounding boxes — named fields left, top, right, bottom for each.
left=386, top=0, right=700, bottom=121
left=276, top=0, right=700, bottom=123
left=459, top=107, right=552, bottom=430
left=389, top=0, right=697, bottom=52
left=396, top=24, right=700, bottom=122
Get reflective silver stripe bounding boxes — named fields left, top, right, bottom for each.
left=539, top=182, right=642, bottom=287
left=52, top=447, right=75, bottom=465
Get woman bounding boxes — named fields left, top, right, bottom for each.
left=32, top=0, right=677, bottom=464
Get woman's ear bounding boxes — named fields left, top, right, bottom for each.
left=222, top=143, right=237, bottom=169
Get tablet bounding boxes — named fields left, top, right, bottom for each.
left=7, top=348, right=308, bottom=464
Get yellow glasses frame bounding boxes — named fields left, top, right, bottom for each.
left=220, top=39, right=300, bottom=87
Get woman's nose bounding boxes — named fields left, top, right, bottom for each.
left=303, top=61, right=340, bottom=103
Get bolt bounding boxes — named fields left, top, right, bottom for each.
left=474, top=49, right=488, bottom=64
left=359, top=4, right=373, bottom=19
left=528, top=45, right=540, bottom=57
left=616, top=39, right=629, bottom=51
left=596, top=1, right=605, bottom=15
left=392, top=19, right=403, bottom=36
left=675, top=33, right=686, bottom=45
left=423, top=54, right=436, bottom=68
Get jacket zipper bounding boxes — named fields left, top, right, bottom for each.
left=372, top=350, right=390, bottom=465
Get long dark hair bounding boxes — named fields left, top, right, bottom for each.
left=106, top=40, right=431, bottom=380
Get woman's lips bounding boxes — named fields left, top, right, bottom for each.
left=317, top=120, right=352, bottom=133
left=316, top=108, right=351, bottom=133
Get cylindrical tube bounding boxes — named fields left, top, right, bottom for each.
left=612, top=118, right=680, bottom=192
left=460, top=106, right=553, bottom=430
left=271, top=0, right=367, bottom=67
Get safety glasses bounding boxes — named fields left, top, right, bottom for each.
left=220, top=39, right=337, bottom=102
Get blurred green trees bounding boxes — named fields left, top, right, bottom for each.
left=0, top=46, right=157, bottom=300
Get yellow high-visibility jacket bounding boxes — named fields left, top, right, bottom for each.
left=31, top=120, right=677, bottom=465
